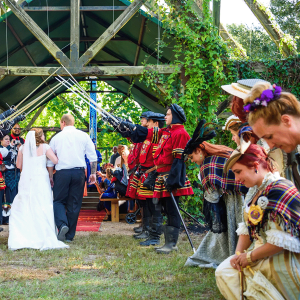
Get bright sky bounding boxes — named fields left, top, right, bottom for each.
left=220, top=0, right=271, bottom=27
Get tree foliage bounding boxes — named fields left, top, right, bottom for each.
left=270, top=0, right=300, bottom=51
left=227, top=24, right=282, bottom=60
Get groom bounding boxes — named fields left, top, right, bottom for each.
left=47, top=114, right=97, bottom=242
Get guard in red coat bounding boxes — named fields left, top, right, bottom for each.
left=107, top=104, right=193, bottom=253
left=126, top=111, right=151, bottom=237
left=136, top=112, right=165, bottom=246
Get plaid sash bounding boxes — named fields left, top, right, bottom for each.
left=262, top=179, right=300, bottom=229
left=200, top=156, right=248, bottom=194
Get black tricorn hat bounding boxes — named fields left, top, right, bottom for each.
left=183, top=119, right=216, bottom=155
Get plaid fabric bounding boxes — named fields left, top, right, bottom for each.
left=200, top=156, right=248, bottom=195
left=262, top=179, right=300, bottom=228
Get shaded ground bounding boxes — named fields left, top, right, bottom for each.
left=0, top=222, right=223, bottom=300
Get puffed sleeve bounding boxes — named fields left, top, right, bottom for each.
left=265, top=220, right=300, bottom=253
left=236, top=222, right=249, bottom=236
left=0, top=147, right=8, bottom=158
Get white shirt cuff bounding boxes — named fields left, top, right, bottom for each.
left=266, top=229, right=300, bottom=253
left=46, top=160, right=54, bottom=167
left=236, top=222, right=249, bottom=235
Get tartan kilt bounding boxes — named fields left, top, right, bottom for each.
left=153, top=173, right=193, bottom=198
left=136, top=172, right=154, bottom=199
left=127, top=173, right=146, bottom=200
left=0, top=174, right=5, bottom=190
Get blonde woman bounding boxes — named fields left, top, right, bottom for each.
left=8, top=128, right=69, bottom=251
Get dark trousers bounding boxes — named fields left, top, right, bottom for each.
left=147, top=198, right=162, bottom=219
left=53, top=168, right=85, bottom=241
left=160, top=196, right=180, bottom=229
left=138, top=199, right=151, bottom=219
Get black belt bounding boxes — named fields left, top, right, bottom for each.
left=72, top=167, right=85, bottom=170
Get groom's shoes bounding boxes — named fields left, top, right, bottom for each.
left=57, top=225, right=69, bottom=241
left=0, top=227, right=3, bottom=232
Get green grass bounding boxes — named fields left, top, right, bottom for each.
left=0, top=233, right=223, bottom=299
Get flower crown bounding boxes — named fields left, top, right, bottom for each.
left=243, top=85, right=282, bottom=113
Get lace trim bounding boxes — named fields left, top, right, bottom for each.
left=204, top=189, right=220, bottom=203
left=266, top=229, right=300, bottom=253
left=243, top=172, right=281, bottom=213
left=236, top=222, right=249, bottom=235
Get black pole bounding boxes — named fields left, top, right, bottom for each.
left=179, top=206, right=206, bottom=227
left=169, top=191, right=196, bottom=253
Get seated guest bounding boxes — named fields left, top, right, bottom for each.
left=216, top=144, right=300, bottom=300
left=100, top=170, right=117, bottom=221
left=85, top=144, right=103, bottom=189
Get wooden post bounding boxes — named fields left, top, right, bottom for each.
left=70, top=0, right=80, bottom=65
left=213, top=0, right=221, bottom=34
left=79, top=0, right=147, bottom=66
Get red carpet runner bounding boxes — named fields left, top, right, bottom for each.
left=76, top=210, right=106, bottom=232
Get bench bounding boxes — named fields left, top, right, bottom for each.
left=100, top=197, right=131, bottom=222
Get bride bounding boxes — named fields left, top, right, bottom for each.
left=8, top=129, right=69, bottom=251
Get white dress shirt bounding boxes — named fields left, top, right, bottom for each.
left=114, top=156, right=121, bottom=168
left=47, top=126, right=97, bottom=171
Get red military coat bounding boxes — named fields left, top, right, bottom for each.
left=146, top=125, right=194, bottom=198
left=134, top=127, right=159, bottom=199
left=126, top=142, right=143, bottom=199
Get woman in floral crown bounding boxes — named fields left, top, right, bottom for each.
left=223, top=80, right=285, bottom=176
left=216, top=143, right=300, bottom=300
left=184, top=120, right=248, bottom=268
left=242, top=81, right=300, bottom=155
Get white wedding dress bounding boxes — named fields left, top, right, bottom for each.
left=8, top=132, right=69, bottom=251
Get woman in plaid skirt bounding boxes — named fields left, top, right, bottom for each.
left=184, top=120, right=248, bottom=268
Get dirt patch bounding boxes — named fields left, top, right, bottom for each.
left=99, top=220, right=138, bottom=236
left=0, top=266, right=61, bottom=281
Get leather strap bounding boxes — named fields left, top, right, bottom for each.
left=145, top=164, right=168, bottom=174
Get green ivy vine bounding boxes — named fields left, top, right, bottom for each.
left=139, top=0, right=238, bottom=219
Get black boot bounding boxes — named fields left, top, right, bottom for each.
left=133, top=225, right=143, bottom=233
left=156, top=226, right=179, bottom=254
left=140, top=216, right=162, bottom=246
left=134, top=217, right=150, bottom=239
